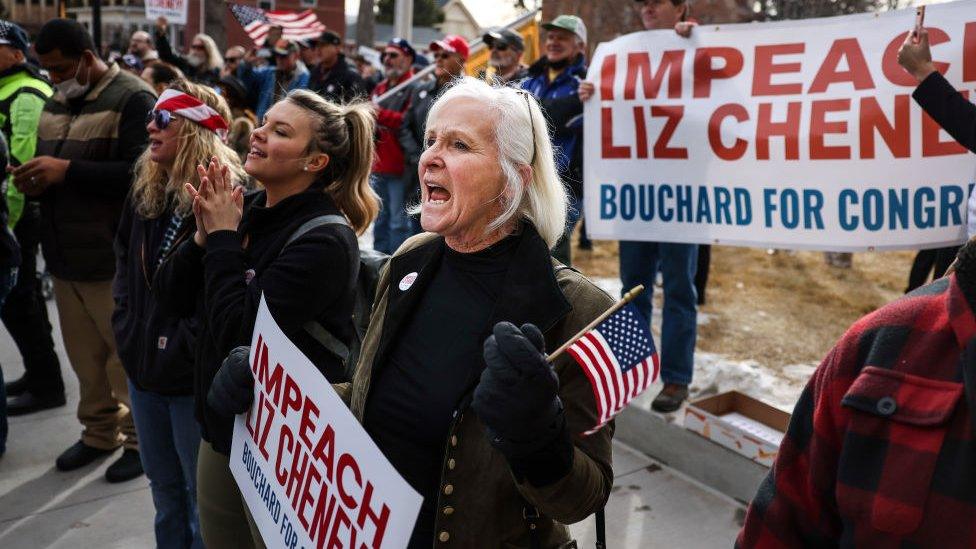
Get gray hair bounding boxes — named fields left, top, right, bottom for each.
left=422, top=76, right=568, bottom=247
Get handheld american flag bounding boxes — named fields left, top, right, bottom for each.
left=229, top=4, right=326, bottom=47
left=564, top=298, right=659, bottom=434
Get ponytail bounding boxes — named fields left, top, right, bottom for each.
left=284, top=90, right=380, bottom=235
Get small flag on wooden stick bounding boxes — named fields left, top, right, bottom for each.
left=548, top=286, right=659, bottom=435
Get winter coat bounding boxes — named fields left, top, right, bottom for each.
left=154, top=189, right=359, bottom=453
left=154, top=30, right=220, bottom=87
left=112, top=196, right=197, bottom=395
left=521, top=54, right=587, bottom=199
left=333, top=224, right=615, bottom=547
left=308, top=54, right=368, bottom=104
left=238, top=61, right=311, bottom=121
left=738, top=251, right=976, bottom=547
left=370, top=71, right=414, bottom=176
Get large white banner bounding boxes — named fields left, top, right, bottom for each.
left=583, top=1, right=976, bottom=251
left=230, top=297, right=422, bottom=549
left=145, top=0, right=189, bottom=25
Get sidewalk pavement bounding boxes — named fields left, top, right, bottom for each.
left=0, top=301, right=744, bottom=548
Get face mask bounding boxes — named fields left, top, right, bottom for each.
left=56, top=57, right=90, bottom=99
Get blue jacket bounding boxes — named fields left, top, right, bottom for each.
left=520, top=54, right=587, bottom=179
left=238, top=61, right=311, bottom=120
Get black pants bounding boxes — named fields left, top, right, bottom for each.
left=695, top=245, right=711, bottom=305
left=2, top=203, right=63, bottom=397
left=906, top=246, right=959, bottom=293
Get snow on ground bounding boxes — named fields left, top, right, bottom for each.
left=592, top=277, right=810, bottom=412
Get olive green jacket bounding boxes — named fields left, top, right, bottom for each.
left=335, top=227, right=615, bottom=547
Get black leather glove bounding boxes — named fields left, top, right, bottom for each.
left=473, top=322, right=572, bottom=486
left=207, top=346, right=254, bottom=416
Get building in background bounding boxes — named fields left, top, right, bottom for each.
left=13, top=0, right=343, bottom=52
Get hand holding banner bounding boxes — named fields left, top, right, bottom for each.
left=230, top=296, right=422, bottom=549
left=584, top=0, right=976, bottom=251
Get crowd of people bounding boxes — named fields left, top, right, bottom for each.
left=0, top=0, right=974, bottom=547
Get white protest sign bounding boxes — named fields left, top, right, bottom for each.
left=230, top=297, right=422, bottom=549
left=145, top=0, right=189, bottom=25
left=584, top=0, right=976, bottom=251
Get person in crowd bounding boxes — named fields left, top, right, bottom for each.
left=353, top=52, right=382, bottom=95
left=220, top=45, right=246, bottom=79
left=370, top=38, right=417, bottom=255
left=114, top=79, right=241, bottom=549
left=580, top=0, right=698, bottom=413
left=238, top=38, right=310, bottom=121
left=0, top=131, right=21, bottom=458
left=215, top=75, right=257, bottom=164
left=12, top=18, right=156, bottom=481
left=480, top=27, right=528, bottom=85
left=521, top=15, right=588, bottom=267
left=209, top=76, right=614, bottom=547
left=898, top=26, right=974, bottom=293
left=737, top=225, right=976, bottom=546
left=298, top=38, right=320, bottom=69
left=0, top=20, right=64, bottom=417
left=400, top=34, right=469, bottom=235
left=308, top=30, right=366, bottom=104
left=128, top=30, right=157, bottom=64
left=154, top=17, right=222, bottom=87
left=141, top=61, right=183, bottom=96
left=154, top=90, right=378, bottom=548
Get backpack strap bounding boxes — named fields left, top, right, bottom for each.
left=282, top=214, right=352, bottom=363
left=595, top=508, right=606, bottom=549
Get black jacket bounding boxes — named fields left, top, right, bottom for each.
left=154, top=30, right=221, bottom=87
left=309, top=54, right=367, bottom=104
left=154, top=189, right=360, bottom=453
left=399, top=78, right=446, bottom=189
left=913, top=71, right=976, bottom=153
left=112, top=197, right=197, bottom=395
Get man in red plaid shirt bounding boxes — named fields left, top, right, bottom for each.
left=738, top=238, right=976, bottom=546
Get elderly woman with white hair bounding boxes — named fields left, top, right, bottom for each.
left=211, top=76, right=615, bottom=547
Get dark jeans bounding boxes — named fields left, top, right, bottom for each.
left=129, top=381, right=204, bottom=548
left=619, top=241, right=697, bottom=385
left=0, top=267, right=21, bottom=455
left=1, top=203, right=63, bottom=398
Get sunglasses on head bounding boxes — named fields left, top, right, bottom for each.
left=146, top=109, right=173, bottom=130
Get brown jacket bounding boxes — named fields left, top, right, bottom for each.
left=335, top=226, right=615, bottom=547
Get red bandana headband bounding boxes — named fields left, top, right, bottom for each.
left=154, top=89, right=229, bottom=139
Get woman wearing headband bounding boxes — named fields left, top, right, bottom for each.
left=112, top=79, right=244, bottom=549
left=153, top=90, right=378, bottom=548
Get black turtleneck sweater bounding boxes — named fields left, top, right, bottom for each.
left=154, top=188, right=359, bottom=453
left=364, top=233, right=520, bottom=549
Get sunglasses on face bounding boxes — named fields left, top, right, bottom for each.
left=434, top=52, right=454, bottom=60
left=381, top=51, right=401, bottom=60
left=146, top=109, right=173, bottom=130
left=226, top=56, right=242, bottom=63
left=191, top=44, right=205, bottom=51
left=490, top=43, right=510, bottom=52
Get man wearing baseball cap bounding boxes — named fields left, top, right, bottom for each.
left=521, top=15, right=588, bottom=267
left=238, top=37, right=310, bottom=120
left=399, top=35, right=470, bottom=235
left=480, top=27, right=528, bottom=85
left=370, top=38, right=417, bottom=255
left=0, top=20, right=66, bottom=421
left=309, top=30, right=366, bottom=103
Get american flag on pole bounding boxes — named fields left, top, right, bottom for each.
left=567, top=303, right=659, bottom=434
left=229, top=3, right=326, bottom=46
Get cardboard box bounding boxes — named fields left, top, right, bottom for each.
left=684, top=391, right=791, bottom=467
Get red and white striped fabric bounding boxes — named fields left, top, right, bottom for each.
left=229, top=4, right=326, bottom=46
left=154, top=89, right=229, bottom=138
left=565, top=302, right=659, bottom=434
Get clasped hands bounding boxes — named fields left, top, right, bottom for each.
left=185, top=156, right=244, bottom=247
